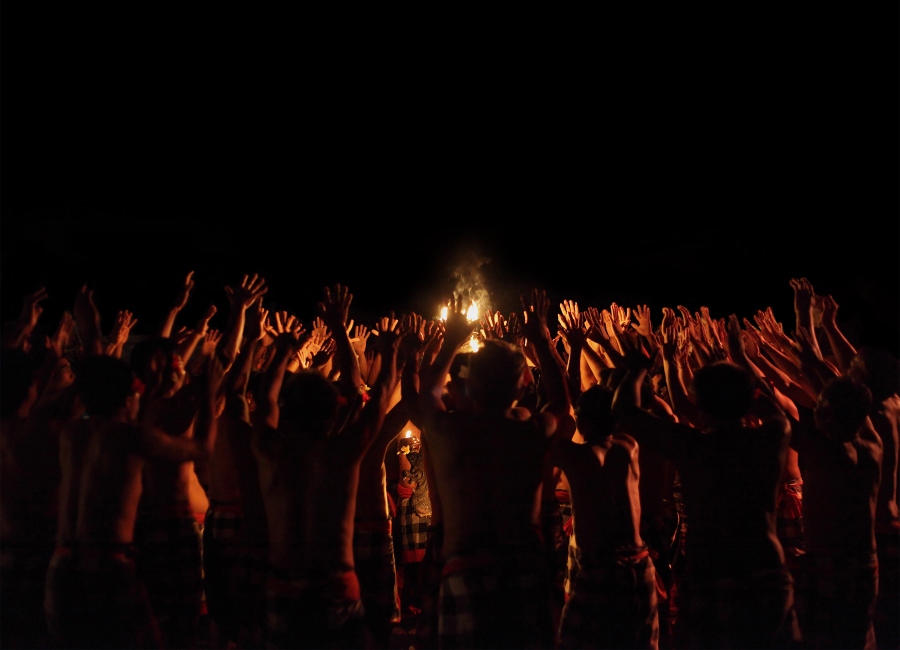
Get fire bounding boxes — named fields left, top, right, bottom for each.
left=466, top=302, right=479, bottom=322
left=439, top=306, right=448, bottom=321
left=468, top=335, right=482, bottom=353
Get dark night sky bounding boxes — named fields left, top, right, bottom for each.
left=2, top=9, right=898, bottom=356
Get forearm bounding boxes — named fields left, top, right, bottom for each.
left=821, top=322, right=857, bottom=373
left=159, top=307, right=181, bottom=338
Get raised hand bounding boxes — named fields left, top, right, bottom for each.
left=480, top=309, right=506, bottom=340
left=521, top=288, right=552, bottom=343
left=200, top=330, right=223, bottom=358
left=20, top=287, right=48, bottom=332
left=173, top=271, right=196, bottom=311
left=224, top=273, right=269, bottom=310
left=310, top=338, right=337, bottom=370
left=105, top=309, right=139, bottom=358
left=442, top=292, right=476, bottom=351
left=245, top=297, right=268, bottom=343
left=47, top=311, right=76, bottom=359
left=557, top=300, right=587, bottom=349
left=349, top=322, right=370, bottom=361
left=631, top=304, right=653, bottom=339
left=318, top=284, right=352, bottom=332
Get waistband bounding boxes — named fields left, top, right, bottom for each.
left=266, top=569, right=360, bottom=601
left=354, top=518, right=392, bottom=534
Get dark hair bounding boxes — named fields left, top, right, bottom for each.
left=817, top=376, right=873, bottom=434
left=78, top=355, right=137, bottom=417
left=278, top=369, right=340, bottom=438
left=692, top=362, right=755, bottom=421
left=1, top=348, right=36, bottom=419
left=575, top=385, right=615, bottom=441
left=465, top=339, right=527, bottom=408
left=847, top=346, right=900, bottom=404
left=128, top=336, right=176, bottom=379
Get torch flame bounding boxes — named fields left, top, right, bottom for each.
left=466, top=302, right=479, bottom=322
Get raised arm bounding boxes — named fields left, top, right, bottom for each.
left=159, top=271, right=195, bottom=338
left=104, top=310, right=139, bottom=359
left=218, top=273, right=269, bottom=369
left=818, top=294, right=857, bottom=373
left=2, top=287, right=48, bottom=351
left=420, top=293, right=474, bottom=414
left=254, top=321, right=306, bottom=431
left=521, top=288, right=573, bottom=428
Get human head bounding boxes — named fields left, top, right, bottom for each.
left=814, top=376, right=873, bottom=442
left=692, top=361, right=755, bottom=422
left=465, top=339, right=528, bottom=409
left=574, top=385, right=615, bottom=442
left=78, top=355, right=142, bottom=420
left=129, top=336, right=185, bottom=395
left=847, top=346, right=900, bottom=404
left=277, top=369, right=340, bottom=438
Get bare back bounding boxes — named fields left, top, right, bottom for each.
left=552, top=434, right=644, bottom=556
left=424, top=408, right=555, bottom=559
left=254, top=424, right=367, bottom=577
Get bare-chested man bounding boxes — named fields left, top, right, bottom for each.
left=791, top=375, right=883, bottom=649
left=848, top=346, right=900, bottom=649
left=418, top=289, right=575, bottom=649
left=129, top=272, right=266, bottom=649
left=45, top=343, right=223, bottom=649
left=252, top=284, right=401, bottom=649
left=612, top=315, right=801, bottom=649
left=551, top=383, right=659, bottom=649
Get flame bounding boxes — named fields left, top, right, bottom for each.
left=404, top=429, right=413, bottom=438
left=468, top=335, right=482, bottom=353
left=439, top=306, right=448, bottom=321
left=466, top=301, right=479, bottom=322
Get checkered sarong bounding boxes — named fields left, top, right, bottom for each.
left=438, top=548, right=555, bottom=649
left=776, top=478, right=805, bottom=565
left=794, top=553, right=878, bottom=650
left=399, top=497, right=430, bottom=563
left=265, top=570, right=365, bottom=649
left=0, top=540, right=53, bottom=648
left=558, top=547, right=659, bottom=649
left=353, top=518, right=401, bottom=638
left=135, top=513, right=204, bottom=649
left=202, top=503, right=245, bottom=639
left=674, top=568, right=800, bottom=649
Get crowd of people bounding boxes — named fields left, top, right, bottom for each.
left=1, top=269, right=897, bottom=650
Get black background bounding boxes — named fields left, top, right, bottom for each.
left=2, top=7, right=898, bottom=355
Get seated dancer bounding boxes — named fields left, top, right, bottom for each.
left=252, top=284, right=401, bottom=649
left=418, top=289, right=575, bottom=649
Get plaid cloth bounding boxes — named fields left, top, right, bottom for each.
left=874, top=521, right=900, bottom=650
left=415, top=522, right=445, bottom=649
left=399, top=496, right=431, bottom=563
left=438, top=548, right=555, bottom=649
left=0, top=539, right=53, bottom=648
left=558, top=546, right=659, bottom=650
left=794, top=553, right=878, bottom=650
left=265, top=569, right=365, bottom=649
left=776, top=478, right=805, bottom=567
left=353, top=518, right=401, bottom=644
left=673, top=568, right=800, bottom=649
left=564, top=531, right=579, bottom=601
left=135, top=514, right=204, bottom=650
left=202, top=503, right=245, bottom=640
left=73, top=544, right=163, bottom=649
